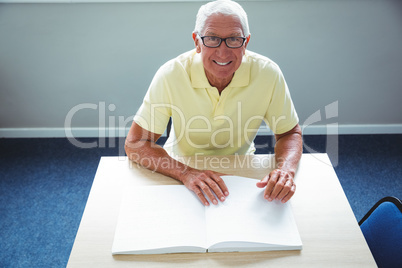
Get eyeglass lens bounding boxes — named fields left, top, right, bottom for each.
left=202, top=36, right=244, bottom=48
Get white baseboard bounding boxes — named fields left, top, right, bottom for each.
left=0, top=127, right=130, bottom=138
left=1, top=124, right=402, bottom=138
left=258, top=124, right=402, bottom=135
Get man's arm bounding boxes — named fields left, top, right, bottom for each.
left=125, top=121, right=229, bottom=206
left=256, top=124, right=303, bottom=203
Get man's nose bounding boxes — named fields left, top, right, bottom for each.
left=215, top=42, right=231, bottom=57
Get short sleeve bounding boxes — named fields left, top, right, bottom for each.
left=264, top=68, right=299, bottom=134
left=134, top=66, right=172, bottom=135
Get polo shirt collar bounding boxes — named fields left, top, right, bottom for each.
left=191, top=51, right=250, bottom=89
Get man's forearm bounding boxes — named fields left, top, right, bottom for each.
left=125, top=140, right=190, bottom=183
left=274, top=125, right=303, bottom=178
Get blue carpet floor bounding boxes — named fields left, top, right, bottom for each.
left=0, top=135, right=401, bottom=267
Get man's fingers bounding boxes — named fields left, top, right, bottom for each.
left=281, top=184, right=296, bottom=203
left=198, top=180, right=218, bottom=205
left=264, top=171, right=280, bottom=201
left=270, top=176, right=288, bottom=200
left=276, top=179, right=293, bottom=201
left=210, top=174, right=229, bottom=197
left=203, top=174, right=229, bottom=203
left=256, top=175, right=269, bottom=188
left=183, top=170, right=229, bottom=206
left=194, top=187, right=210, bottom=206
left=263, top=169, right=295, bottom=203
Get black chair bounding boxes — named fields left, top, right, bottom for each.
left=359, top=196, right=402, bottom=268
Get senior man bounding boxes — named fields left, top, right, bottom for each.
left=125, top=0, right=302, bottom=206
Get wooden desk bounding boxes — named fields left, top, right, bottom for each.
left=67, top=154, right=376, bottom=267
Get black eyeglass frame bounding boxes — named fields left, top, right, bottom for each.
left=199, top=35, right=247, bottom=49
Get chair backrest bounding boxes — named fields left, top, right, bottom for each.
left=359, top=196, right=402, bottom=268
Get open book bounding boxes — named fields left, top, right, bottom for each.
left=112, top=175, right=302, bottom=254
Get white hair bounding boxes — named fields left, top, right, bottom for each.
left=194, top=0, right=250, bottom=37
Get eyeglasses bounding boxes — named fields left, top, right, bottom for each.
left=199, top=35, right=246, bottom=48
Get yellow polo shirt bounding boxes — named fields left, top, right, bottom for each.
left=134, top=49, right=299, bottom=157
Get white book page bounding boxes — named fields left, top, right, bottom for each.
left=112, top=184, right=207, bottom=254
left=205, top=176, right=302, bottom=251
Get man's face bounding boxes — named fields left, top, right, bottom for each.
left=193, top=14, right=250, bottom=88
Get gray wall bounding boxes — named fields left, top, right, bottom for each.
left=0, top=0, right=401, bottom=137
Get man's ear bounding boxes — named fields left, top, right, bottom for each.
left=244, top=34, right=251, bottom=49
left=192, top=32, right=201, bottom=53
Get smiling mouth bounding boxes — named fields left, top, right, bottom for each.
left=213, top=60, right=232, bottom=66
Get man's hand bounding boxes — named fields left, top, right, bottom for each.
left=256, top=124, right=302, bottom=203
left=180, top=168, right=229, bottom=206
left=256, top=169, right=296, bottom=203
